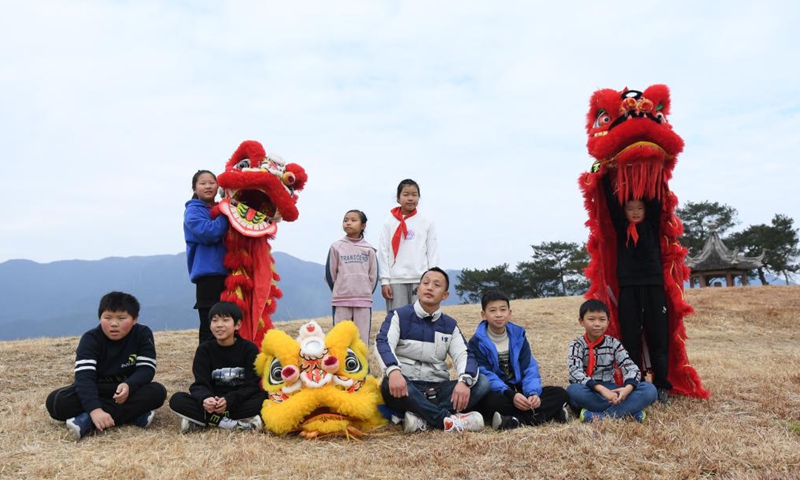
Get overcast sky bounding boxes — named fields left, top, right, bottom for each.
left=1, top=1, right=798, bottom=271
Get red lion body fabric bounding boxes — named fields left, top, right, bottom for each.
left=213, top=140, right=308, bottom=347
left=578, top=85, right=708, bottom=399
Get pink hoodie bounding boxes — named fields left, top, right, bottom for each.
left=325, top=236, right=378, bottom=307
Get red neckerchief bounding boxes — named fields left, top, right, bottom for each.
left=626, top=220, right=641, bottom=247
left=390, top=206, right=417, bottom=263
left=584, top=333, right=605, bottom=377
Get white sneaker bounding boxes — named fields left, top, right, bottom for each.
left=403, top=411, right=428, bottom=433
left=444, top=411, right=484, bottom=432
left=237, top=415, right=263, bottom=431
left=179, top=417, right=203, bottom=433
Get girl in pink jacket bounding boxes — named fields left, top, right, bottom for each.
left=325, top=210, right=378, bottom=346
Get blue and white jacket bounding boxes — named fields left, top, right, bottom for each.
left=376, top=301, right=478, bottom=383
left=184, top=199, right=229, bottom=282
left=468, top=320, right=542, bottom=397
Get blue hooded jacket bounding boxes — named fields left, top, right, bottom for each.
left=184, top=199, right=229, bottom=282
left=468, top=320, right=542, bottom=397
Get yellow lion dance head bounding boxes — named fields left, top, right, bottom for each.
left=255, top=320, right=386, bottom=439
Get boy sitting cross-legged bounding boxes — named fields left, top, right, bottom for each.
left=567, top=299, right=657, bottom=422
left=469, top=290, right=570, bottom=430
left=45, top=291, right=167, bottom=440
left=169, top=301, right=264, bottom=432
left=376, top=267, right=489, bottom=433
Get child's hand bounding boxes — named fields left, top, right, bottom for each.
left=214, top=397, right=228, bottom=413
left=512, top=393, right=531, bottom=410
left=90, top=408, right=115, bottom=431
left=203, top=397, right=217, bottom=413
left=528, top=395, right=542, bottom=410
left=613, top=385, right=634, bottom=402
left=387, top=370, right=407, bottom=398
left=381, top=285, right=394, bottom=300
left=113, top=383, right=130, bottom=404
left=596, top=385, right=619, bottom=404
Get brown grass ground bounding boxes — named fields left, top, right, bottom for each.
left=1, top=286, right=799, bottom=480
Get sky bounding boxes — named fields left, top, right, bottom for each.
left=1, top=1, right=798, bottom=271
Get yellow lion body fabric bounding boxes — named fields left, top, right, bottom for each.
left=255, top=320, right=386, bottom=439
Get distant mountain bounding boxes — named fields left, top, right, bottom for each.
left=0, top=254, right=463, bottom=341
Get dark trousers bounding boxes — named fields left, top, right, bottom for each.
left=46, top=382, right=167, bottom=424
left=618, top=285, right=672, bottom=390
left=169, top=391, right=264, bottom=425
left=380, top=374, right=490, bottom=429
left=195, top=275, right=227, bottom=345
left=476, top=385, right=568, bottom=425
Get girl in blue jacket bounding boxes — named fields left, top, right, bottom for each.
left=184, top=170, right=229, bottom=345
left=468, top=291, right=570, bottom=430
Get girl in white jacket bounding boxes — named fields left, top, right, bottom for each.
left=377, top=179, right=440, bottom=312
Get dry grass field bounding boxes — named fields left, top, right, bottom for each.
left=1, top=286, right=799, bottom=480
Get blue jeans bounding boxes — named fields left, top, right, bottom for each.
left=567, top=381, right=657, bottom=417
left=381, top=374, right=490, bottom=429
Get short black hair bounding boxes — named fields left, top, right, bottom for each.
left=396, top=178, right=420, bottom=199
left=481, top=290, right=510, bottom=310
left=208, top=301, right=243, bottom=323
left=579, top=299, right=609, bottom=319
left=98, top=291, right=140, bottom=319
left=421, top=266, right=449, bottom=290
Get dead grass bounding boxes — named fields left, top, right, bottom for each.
left=2, top=286, right=800, bottom=479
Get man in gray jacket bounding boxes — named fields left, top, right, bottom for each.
left=376, top=267, right=489, bottom=432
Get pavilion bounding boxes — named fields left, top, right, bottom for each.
left=685, top=223, right=765, bottom=288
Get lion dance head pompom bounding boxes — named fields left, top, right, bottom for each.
left=255, top=321, right=387, bottom=439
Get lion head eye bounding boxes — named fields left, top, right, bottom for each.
left=268, top=358, right=283, bottom=385
left=593, top=110, right=612, bottom=129
left=344, top=349, right=362, bottom=373
left=234, top=159, right=251, bottom=170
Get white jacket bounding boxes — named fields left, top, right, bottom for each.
left=377, top=212, right=439, bottom=285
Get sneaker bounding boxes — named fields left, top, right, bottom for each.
left=236, top=415, right=263, bottom=431
left=657, top=387, right=671, bottom=405
left=66, top=412, right=94, bottom=440
left=180, top=417, right=203, bottom=433
left=134, top=410, right=155, bottom=428
left=444, top=411, right=484, bottom=432
left=403, top=411, right=428, bottom=433
left=491, top=412, right=520, bottom=430
left=555, top=403, right=572, bottom=423
left=579, top=409, right=604, bottom=423
left=631, top=410, right=646, bottom=423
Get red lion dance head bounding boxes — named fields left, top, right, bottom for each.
left=216, top=140, right=308, bottom=346
left=579, top=85, right=709, bottom=399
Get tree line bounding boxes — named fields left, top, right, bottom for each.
left=456, top=201, right=799, bottom=302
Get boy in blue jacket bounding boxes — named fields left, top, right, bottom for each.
left=468, top=291, right=570, bottom=430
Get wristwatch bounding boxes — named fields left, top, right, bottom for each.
left=458, top=374, right=475, bottom=388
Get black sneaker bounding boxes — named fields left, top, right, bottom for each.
left=491, top=412, right=520, bottom=430
left=66, top=412, right=94, bottom=440
left=657, top=387, right=671, bottom=405
left=134, top=410, right=155, bottom=428
left=555, top=403, right=572, bottom=423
